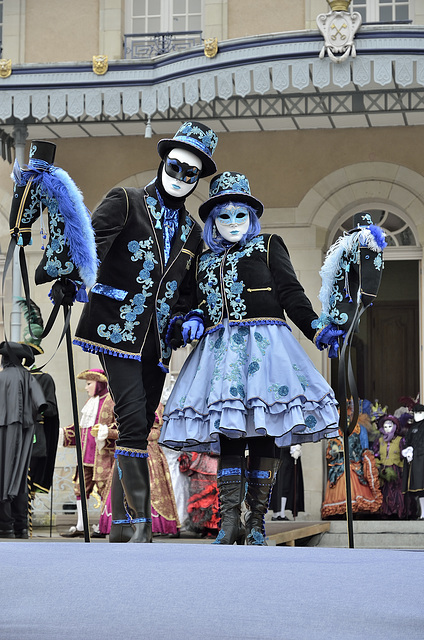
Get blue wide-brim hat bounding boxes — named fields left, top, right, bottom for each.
left=157, top=121, right=218, bottom=178
left=199, top=171, right=264, bottom=222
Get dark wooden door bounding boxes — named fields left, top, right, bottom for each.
left=363, top=301, right=419, bottom=412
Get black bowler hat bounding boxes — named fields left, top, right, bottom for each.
left=199, top=171, right=264, bottom=223
left=157, top=121, right=218, bottom=178
left=28, top=140, right=56, bottom=167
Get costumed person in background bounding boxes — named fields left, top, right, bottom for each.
left=12, top=299, right=60, bottom=538
left=373, top=414, right=405, bottom=519
left=270, top=445, right=304, bottom=521
left=0, top=342, right=46, bottom=538
left=61, top=369, right=117, bottom=537
left=161, top=378, right=190, bottom=532
left=160, top=171, right=341, bottom=546
left=148, top=403, right=180, bottom=537
left=74, top=121, right=218, bottom=543
left=178, top=450, right=219, bottom=538
left=402, top=403, right=424, bottom=519
left=97, top=403, right=181, bottom=538
left=321, top=422, right=383, bottom=518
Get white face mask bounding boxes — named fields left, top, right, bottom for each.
left=215, top=205, right=250, bottom=243
left=414, top=411, right=424, bottom=422
left=383, top=421, right=394, bottom=434
left=161, top=148, right=202, bottom=198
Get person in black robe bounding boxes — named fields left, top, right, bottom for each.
left=270, top=446, right=304, bottom=520
left=0, top=342, right=46, bottom=538
left=402, top=403, right=424, bottom=519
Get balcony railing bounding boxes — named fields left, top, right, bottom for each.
left=124, top=31, right=202, bottom=59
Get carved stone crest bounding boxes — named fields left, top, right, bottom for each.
left=92, top=55, right=108, bottom=76
left=0, top=59, right=12, bottom=78
left=317, top=0, right=362, bottom=63
left=204, top=37, right=218, bottom=59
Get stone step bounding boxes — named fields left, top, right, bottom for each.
left=313, top=519, right=424, bottom=549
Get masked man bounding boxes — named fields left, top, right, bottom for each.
left=74, top=121, right=218, bottom=542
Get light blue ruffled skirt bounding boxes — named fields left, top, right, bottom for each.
left=160, top=320, right=339, bottom=453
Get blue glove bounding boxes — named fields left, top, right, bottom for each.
left=314, top=324, right=345, bottom=358
left=182, top=317, right=204, bottom=345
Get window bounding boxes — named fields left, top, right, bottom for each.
left=126, top=0, right=202, bottom=34
left=124, top=0, right=203, bottom=58
left=331, top=209, right=417, bottom=247
left=351, top=0, right=411, bottom=23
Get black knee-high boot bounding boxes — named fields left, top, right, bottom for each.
left=245, top=456, right=279, bottom=546
left=109, top=462, right=134, bottom=543
left=213, top=455, right=246, bottom=545
left=114, top=448, right=152, bottom=543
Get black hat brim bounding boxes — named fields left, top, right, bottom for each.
left=157, top=139, right=216, bottom=178
left=199, top=192, right=264, bottom=223
left=0, top=341, right=35, bottom=366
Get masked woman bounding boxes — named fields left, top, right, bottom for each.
left=160, top=171, right=340, bottom=545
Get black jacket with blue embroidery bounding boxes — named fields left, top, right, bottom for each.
left=74, top=182, right=202, bottom=368
left=197, top=233, right=318, bottom=340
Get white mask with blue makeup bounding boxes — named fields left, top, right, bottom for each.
left=215, top=205, right=250, bottom=243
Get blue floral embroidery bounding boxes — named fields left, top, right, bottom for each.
left=21, top=182, right=43, bottom=225
left=146, top=195, right=162, bottom=229
left=180, top=214, right=194, bottom=242
left=199, top=236, right=267, bottom=325
left=96, top=239, right=158, bottom=345
left=199, top=253, right=222, bottom=325
left=268, top=384, right=289, bottom=400
left=174, top=121, right=218, bottom=156
left=43, top=194, right=75, bottom=277
left=207, top=328, right=227, bottom=400
left=293, top=364, right=308, bottom=391
left=156, top=280, right=178, bottom=362
left=374, top=253, right=383, bottom=270
left=305, top=415, right=317, bottom=429
left=209, top=172, right=250, bottom=197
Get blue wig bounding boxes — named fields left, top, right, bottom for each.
left=203, top=201, right=261, bottom=254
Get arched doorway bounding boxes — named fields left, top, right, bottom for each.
left=329, top=208, right=421, bottom=413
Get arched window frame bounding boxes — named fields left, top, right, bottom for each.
left=328, top=203, right=422, bottom=262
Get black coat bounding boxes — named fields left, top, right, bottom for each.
left=74, top=182, right=203, bottom=369
left=0, top=364, right=46, bottom=501
left=196, top=233, right=318, bottom=340
left=402, top=420, right=424, bottom=495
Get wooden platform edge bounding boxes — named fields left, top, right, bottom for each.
left=268, top=522, right=331, bottom=547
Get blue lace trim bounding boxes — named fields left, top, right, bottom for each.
left=112, top=518, right=131, bottom=525
left=204, top=319, right=291, bottom=336
left=131, top=517, right=152, bottom=524
left=217, top=467, right=242, bottom=478
left=247, top=470, right=272, bottom=480
left=73, top=339, right=142, bottom=361
left=184, top=309, right=204, bottom=322
left=91, top=283, right=128, bottom=301
left=115, top=448, right=149, bottom=459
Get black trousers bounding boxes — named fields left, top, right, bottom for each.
left=219, top=435, right=276, bottom=458
left=99, top=331, right=166, bottom=450
left=0, top=493, right=28, bottom=531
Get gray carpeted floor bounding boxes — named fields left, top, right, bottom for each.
left=1, top=542, right=423, bottom=639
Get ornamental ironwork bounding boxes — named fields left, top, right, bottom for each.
left=124, top=31, right=202, bottom=59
